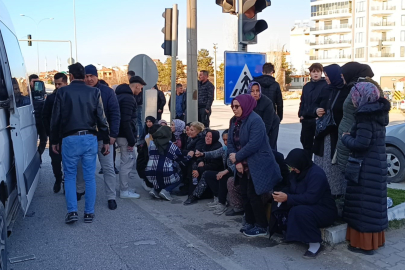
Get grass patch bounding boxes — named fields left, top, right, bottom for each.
left=387, top=188, right=405, bottom=207
left=388, top=219, right=405, bottom=230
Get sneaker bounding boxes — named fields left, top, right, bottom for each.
left=65, top=212, right=79, bottom=224
left=108, top=200, right=117, bottom=210
left=77, top=191, right=85, bottom=201
left=99, top=168, right=104, bottom=174
left=207, top=197, right=219, bottom=208
left=84, top=213, right=95, bottom=223
left=213, top=204, right=228, bottom=215
left=183, top=195, right=198, bottom=205
left=243, top=226, right=269, bottom=238
left=149, top=189, right=160, bottom=199
left=120, top=190, right=140, bottom=199
left=225, top=208, right=244, bottom=216
left=114, top=167, right=119, bottom=174
left=239, top=223, right=254, bottom=233
left=142, top=181, right=152, bottom=192
left=159, top=189, right=173, bottom=201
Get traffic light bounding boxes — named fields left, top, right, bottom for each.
left=162, top=8, right=173, bottom=56
left=242, top=0, right=271, bottom=18
left=27, top=34, right=32, bottom=46
left=216, top=0, right=236, bottom=14
left=241, top=14, right=268, bottom=44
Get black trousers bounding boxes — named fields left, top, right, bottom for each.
left=269, top=115, right=280, bottom=151
left=36, top=124, right=48, bottom=156
left=49, top=143, right=63, bottom=181
left=176, top=114, right=185, bottom=121
left=205, top=171, right=229, bottom=205
left=157, top=111, right=163, bottom=121
left=198, top=108, right=211, bottom=128
left=240, top=174, right=268, bottom=228
left=300, top=118, right=316, bottom=154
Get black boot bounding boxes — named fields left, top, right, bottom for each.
left=184, top=195, right=198, bottom=205
left=53, top=176, right=62, bottom=193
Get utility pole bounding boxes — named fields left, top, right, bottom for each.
left=186, top=0, right=198, bottom=122
left=213, top=43, right=218, bottom=100
left=170, top=4, right=179, bottom=122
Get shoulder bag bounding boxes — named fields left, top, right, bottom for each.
left=315, top=90, right=341, bottom=138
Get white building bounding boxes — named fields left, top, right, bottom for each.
left=309, top=0, right=405, bottom=90
left=290, top=20, right=311, bottom=75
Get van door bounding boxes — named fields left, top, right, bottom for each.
left=0, top=22, right=40, bottom=214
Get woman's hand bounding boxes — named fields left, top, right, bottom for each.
left=229, top=153, right=236, bottom=163
left=236, top=163, right=243, bottom=174
left=316, top=108, right=325, bottom=118
left=216, top=170, right=229, bottom=180
left=272, top=192, right=288, bottom=203
left=188, top=151, right=194, bottom=157
left=192, top=170, right=199, bottom=178
left=198, top=162, right=204, bottom=168
left=195, top=150, right=203, bottom=157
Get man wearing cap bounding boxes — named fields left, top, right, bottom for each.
left=76, top=64, right=121, bottom=210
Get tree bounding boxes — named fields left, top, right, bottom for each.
left=197, top=49, right=214, bottom=75
left=217, top=62, right=224, bottom=87
left=157, top=58, right=186, bottom=90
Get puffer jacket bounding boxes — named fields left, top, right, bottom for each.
left=253, top=95, right=275, bottom=138
left=299, top=78, right=327, bottom=119
left=198, top=80, right=214, bottom=110
left=116, top=84, right=137, bottom=147
left=253, top=75, right=283, bottom=121
left=342, top=97, right=390, bottom=233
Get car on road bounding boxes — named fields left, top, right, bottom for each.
left=0, top=2, right=40, bottom=268
left=386, top=123, right=405, bottom=183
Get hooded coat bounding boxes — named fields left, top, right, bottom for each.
left=116, top=84, right=137, bottom=147
left=342, top=97, right=390, bottom=233
left=196, top=130, right=223, bottom=172
left=253, top=75, right=283, bottom=121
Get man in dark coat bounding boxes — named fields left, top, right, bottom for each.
left=155, top=85, right=166, bottom=121
left=298, top=63, right=328, bottom=155
left=169, top=83, right=187, bottom=121
left=198, top=70, right=215, bottom=127
left=42, top=72, right=68, bottom=193
left=76, top=64, right=121, bottom=210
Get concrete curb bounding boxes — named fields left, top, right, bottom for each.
left=321, top=202, right=405, bottom=245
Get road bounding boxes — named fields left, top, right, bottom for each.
left=7, top=100, right=405, bottom=270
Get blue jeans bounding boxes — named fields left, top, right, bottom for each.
left=137, top=105, right=144, bottom=139
left=62, top=134, right=98, bottom=214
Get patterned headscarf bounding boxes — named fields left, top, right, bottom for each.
left=247, top=81, right=261, bottom=98
left=158, top=119, right=168, bottom=126
left=172, top=119, right=185, bottom=140
left=351, top=82, right=380, bottom=108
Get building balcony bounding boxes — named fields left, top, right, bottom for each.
left=310, top=55, right=352, bottom=61
left=311, top=8, right=351, bottom=19
left=310, top=24, right=352, bottom=33
left=371, top=21, right=395, bottom=27
left=310, top=40, right=352, bottom=49
left=370, top=5, right=396, bottom=13
left=370, top=53, right=395, bottom=58
left=370, top=37, right=395, bottom=42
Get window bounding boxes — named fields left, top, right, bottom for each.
left=0, top=22, right=31, bottom=107
left=356, top=48, right=364, bottom=58
left=403, top=0, right=405, bottom=9
left=356, top=32, right=364, bottom=43
left=356, top=17, right=364, bottom=28
left=356, top=1, right=365, bottom=12
left=402, top=15, right=405, bottom=26
left=401, top=46, right=405, bottom=57
left=0, top=58, right=7, bottom=101
left=401, top=31, right=405, bottom=42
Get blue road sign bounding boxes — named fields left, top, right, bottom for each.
left=224, top=51, right=266, bottom=105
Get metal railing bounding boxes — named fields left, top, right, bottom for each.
left=371, top=5, right=396, bottom=11
left=311, top=8, right=351, bottom=17
left=369, top=53, right=395, bottom=58
left=370, top=37, right=396, bottom=42
left=310, top=55, right=352, bottom=60
left=310, top=40, right=351, bottom=46
left=371, top=21, right=396, bottom=26
left=311, top=24, right=352, bottom=31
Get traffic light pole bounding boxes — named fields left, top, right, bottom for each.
left=19, top=39, right=73, bottom=66
left=170, top=4, right=178, bottom=122
left=186, top=0, right=198, bottom=123
left=238, top=0, right=247, bottom=52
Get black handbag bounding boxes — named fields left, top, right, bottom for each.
left=345, top=156, right=363, bottom=183
left=315, top=90, right=341, bottom=138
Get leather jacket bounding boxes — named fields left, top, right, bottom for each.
left=50, top=80, right=109, bottom=145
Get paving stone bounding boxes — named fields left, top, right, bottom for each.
left=388, top=263, right=405, bottom=270
left=374, top=260, right=391, bottom=269
left=377, top=246, right=401, bottom=256
left=396, top=250, right=405, bottom=258
left=383, top=254, right=405, bottom=266
left=390, top=242, right=405, bottom=252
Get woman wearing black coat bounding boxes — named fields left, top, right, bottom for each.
left=247, top=81, right=278, bottom=150
left=342, top=82, right=390, bottom=255
left=313, top=64, right=351, bottom=196
left=273, top=149, right=337, bottom=259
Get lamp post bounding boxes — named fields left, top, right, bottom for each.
left=20, top=15, right=54, bottom=74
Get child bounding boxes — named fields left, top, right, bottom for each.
left=145, top=126, right=194, bottom=201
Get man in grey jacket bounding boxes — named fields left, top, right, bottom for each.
left=198, top=70, right=215, bottom=127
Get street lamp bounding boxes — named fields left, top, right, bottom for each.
left=20, top=14, right=54, bottom=74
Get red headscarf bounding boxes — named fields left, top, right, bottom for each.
left=233, top=94, right=257, bottom=123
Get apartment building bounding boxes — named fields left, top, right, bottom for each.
left=309, top=0, right=405, bottom=90
left=290, top=20, right=311, bottom=75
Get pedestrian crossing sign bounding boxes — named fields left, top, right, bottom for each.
left=224, top=51, right=266, bottom=105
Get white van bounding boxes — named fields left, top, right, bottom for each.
left=0, top=1, right=40, bottom=268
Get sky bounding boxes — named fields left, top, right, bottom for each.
left=3, top=0, right=310, bottom=74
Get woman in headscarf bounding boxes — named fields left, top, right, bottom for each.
left=313, top=64, right=351, bottom=196
left=342, top=82, right=390, bottom=255
left=158, top=119, right=168, bottom=126
left=144, top=116, right=156, bottom=140
left=228, top=94, right=282, bottom=237
left=184, top=130, right=224, bottom=205
left=247, top=81, right=278, bottom=149
left=272, top=149, right=337, bottom=259
left=337, top=62, right=383, bottom=173
left=145, top=126, right=194, bottom=201
left=171, top=119, right=187, bottom=150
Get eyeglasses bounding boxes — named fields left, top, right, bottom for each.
left=231, top=105, right=240, bottom=110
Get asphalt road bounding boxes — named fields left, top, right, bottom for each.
left=7, top=100, right=405, bottom=270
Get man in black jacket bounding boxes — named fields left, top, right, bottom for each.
left=254, top=63, right=283, bottom=150
left=168, top=83, right=187, bottom=121
left=198, top=70, right=215, bottom=127
left=42, top=72, right=68, bottom=193
left=155, top=84, right=166, bottom=121
left=50, top=62, right=110, bottom=224
left=29, top=74, right=47, bottom=160
left=76, top=65, right=121, bottom=211
left=298, top=63, right=327, bottom=155
left=116, top=83, right=141, bottom=199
